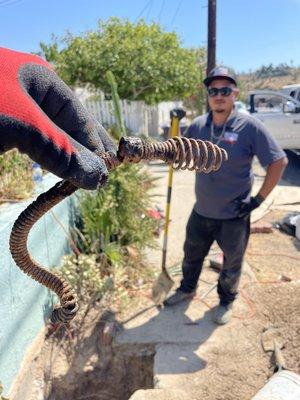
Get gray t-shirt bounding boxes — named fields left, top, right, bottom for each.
left=185, top=110, right=286, bottom=219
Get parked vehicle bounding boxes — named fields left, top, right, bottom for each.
left=281, top=84, right=300, bottom=102
left=248, top=89, right=300, bottom=151
left=234, top=100, right=249, bottom=114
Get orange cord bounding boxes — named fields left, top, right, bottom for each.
left=247, top=251, right=300, bottom=261
left=199, top=278, right=290, bottom=320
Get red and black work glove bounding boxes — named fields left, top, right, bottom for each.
left=0, top=47, right=117, bottom=190
left=236, top=194, right=265, bottom=218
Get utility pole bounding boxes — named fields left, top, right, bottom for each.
left=207, top=0, right=216, bottom=76
left=206, top=0, right=216, bottom=111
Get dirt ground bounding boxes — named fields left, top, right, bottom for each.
left=189, top=275, right=300, bottom=400
left=246, top=210, right=300, bottom=281
left=191, top=209, right=300, bottom=400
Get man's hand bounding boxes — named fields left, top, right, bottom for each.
left=0, top=47, right=117, bottom=190
left=170, top=108, right=186, bottom=120
left=236, top=194, right=265, bottom=218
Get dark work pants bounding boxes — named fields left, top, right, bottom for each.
left=179, top=209, right=250, bottom=305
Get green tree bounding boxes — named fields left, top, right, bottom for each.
left=40, top=18, right=205, bottom=104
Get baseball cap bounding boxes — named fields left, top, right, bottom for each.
left=203, top=66, right=237, bottom=87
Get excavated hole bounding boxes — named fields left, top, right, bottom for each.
left=46, top=343, right=155, bottom=400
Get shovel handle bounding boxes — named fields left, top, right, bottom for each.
left=161, top=110, right=185, bottom=273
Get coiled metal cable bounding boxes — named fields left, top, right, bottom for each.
left=117, top=136, right=228, bottom=172
left=9, top=136, right=227, bottom=324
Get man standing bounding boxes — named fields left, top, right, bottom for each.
left=164, top=67, right=288, bottom=325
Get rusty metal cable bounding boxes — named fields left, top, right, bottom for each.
left=116, top=136, right=228, bottom=171
left=9, top=136, right=227, bottom=324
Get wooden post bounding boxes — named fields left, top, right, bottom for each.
left=206, top=0, right=217, bottom=111
left=207, top=0, right=217, bottom=76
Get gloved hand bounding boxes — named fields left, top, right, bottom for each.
left=236, top=194, right=265, bottom=218
left=0, top=47, right=117, bottom=190
left=170, top=108, right=186, bottom=121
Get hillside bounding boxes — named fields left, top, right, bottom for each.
left=239, top=68, right=300, bottom=92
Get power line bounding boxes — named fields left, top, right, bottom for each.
left=170, top=0, right=183, bottom=28
left=146, top=0, right=154, bottom=21
left=135, top=0, right=153, bottom=22
left=0, top=0, right=24, bottom=7
left=158, top=0, right=165, bottom=23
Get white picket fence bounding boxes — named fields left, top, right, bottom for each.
left=84, top=98, right=149, bottom=135
left=76, top=88, right=183, bottom=137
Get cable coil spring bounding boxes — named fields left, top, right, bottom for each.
left=134, top=137, right=228, bottom=172
left=9, top=136, right=227, bottom=324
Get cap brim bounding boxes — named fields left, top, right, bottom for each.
left=203, top=75, right=237, bottom=87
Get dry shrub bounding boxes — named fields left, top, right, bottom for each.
left=0, top=150, right=33, bottom=202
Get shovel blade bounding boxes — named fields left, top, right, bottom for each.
left=151, top=270, right=174, bottom=305
left=261, top=327, right=284, bottom=352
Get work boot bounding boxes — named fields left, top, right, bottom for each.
left=213, top=302, right=233, bottom=325
left=163, top=290, right=195, bottom=306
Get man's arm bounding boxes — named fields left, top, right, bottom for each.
left=258, top=156, right=288, bottom=199
left=237, top=156, right=288, bottom=218
left=237, top=115, right=289, bottom=218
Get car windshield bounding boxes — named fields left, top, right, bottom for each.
left=235, top=101, right=246, bottom=110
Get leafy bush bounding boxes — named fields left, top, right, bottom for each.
left=57, top=254, right=114, bottom=312
left=77, top=163, right=159, bottom=260
left=57, top=244, right=155, bottom=319
left=255, top=62, right=293, bottom=78
left=39, top=18, right=205, bottom=104
left=0, top=150, right=33, bottom=202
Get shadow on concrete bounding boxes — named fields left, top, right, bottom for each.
left=117, top=297, right=219, bottom=376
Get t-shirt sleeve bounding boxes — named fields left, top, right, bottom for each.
left=251, top=118, right=286, bottom=167
left=184, top=123, right=196, bottom=139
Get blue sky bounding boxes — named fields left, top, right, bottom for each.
left=1, top=0, right=299, bottom=72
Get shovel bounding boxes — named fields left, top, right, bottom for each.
left=152, top=108, right=186, bottom=305
left=261, top=326, right=287, bottom=372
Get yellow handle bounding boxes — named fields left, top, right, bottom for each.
left=162, top=116, right=179, bottom=270
left=165, top=117, right=179, bottom=234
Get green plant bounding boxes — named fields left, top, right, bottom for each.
left=78, top=163, right=159, bottom=260
left=39, top=18, right=205, bottom=104
left=55, top=244, right=156, bottom=326
left=57, top=254, right=114, bottom=306
left=0, top=150, right=33, bottom=202
left=185, top=64, right=206, bottom=116
left=52, top=254, right=115, bottom=335
left=106, top=71, right=126, bottom=138
left=76, top=62, right=157, bottom=255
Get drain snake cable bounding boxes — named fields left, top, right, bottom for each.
left=9, top=136, right=228, bottom=324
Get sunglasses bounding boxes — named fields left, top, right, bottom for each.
left=207, top=87, right=233, bottom=97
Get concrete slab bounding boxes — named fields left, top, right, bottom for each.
left=116, top=260, right=254, bottom=346
left=116, top=298, right=219, bottom=345
left=153, top=328, right=264, bottom=391
left=129, top=388, right=201, bottom=400
left=146, top=167, right=195, bottom=269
